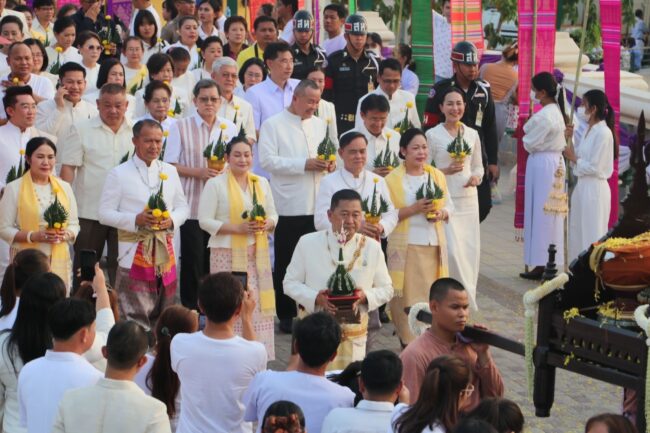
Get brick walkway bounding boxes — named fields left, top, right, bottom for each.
left=269, top=163, right=621, bottom=433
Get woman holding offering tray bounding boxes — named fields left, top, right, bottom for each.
left=198, top=137, right=277, bottom=359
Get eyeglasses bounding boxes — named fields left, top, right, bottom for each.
left=197, top=96, right=219, bottom=104
left=460, top=384, right=474, bottom=398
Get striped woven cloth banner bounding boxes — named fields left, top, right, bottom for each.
left=600, top=0, right=621, bottom=227
left=514, top=0, right=557, bottom=230
left=450, top=0, right=485, bottom=54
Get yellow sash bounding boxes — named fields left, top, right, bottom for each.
left=227, top=171, right=275, bottom=315
left=16, top=173, right=71, bottom=285
left=384, top=163, right=449, bottom=296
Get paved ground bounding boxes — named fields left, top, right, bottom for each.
left=269, top=162, right=622, bottom=433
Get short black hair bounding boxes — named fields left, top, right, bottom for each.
left=465, top=398, right=525, bottom=433
left=53, top=16, right=75, bottom=34
left=198, top=0, right=221, bottom=11
left=360, top=93, right=390, bottom=114
left=96, top=58, right=125, bottom=89
left=338, top=130, right=367, bottom=149
left=23, top=39, right=48, bottom=71
left=13, top=5, right=32, bottom=16
left=262, top=401, right=306, bottom=433
left=33, top=0, right=55, bottom=8
left=143, top=80, right=171, bottom=103
left=198, top=272, right=244, bottom=323
left=429, top=277, right=466, bottom=302
left=379, top=58, right=402, bottom=76
left=48, top=298, right=96, bottom=341
left=0, top=15, right=23, bottom=33
left=225, top=15, right=247, bottom=33
left=239, top=57, right=267, bottom=85
left=452, top=419, right=498, bottom=433
left=330, top=188, right=362, bottom=211
left=58, top=61, right=87, bottom=79
left=635, top=9, right=643, bottom=18
left=200, top=35, right=223, bottom=53
left=253, top=15, right=277, bottom=31
left=168, top=46, right=191, bottom=62
left=323, top=3, right=346, bottom=18
left=147, top=53, right=174, bottom=77
left=263, top=41, right=292, bottom=63
left=294, top=312, right=341, bottom=367
left=105, top=321, right=149, bottom=370
left=361, top=350, right=403, bottom=395
left=278, top=0, right=298, bottom=12
left=3, top=85, right=33, bottom=117
left=133, top=118, right=163, bottom=136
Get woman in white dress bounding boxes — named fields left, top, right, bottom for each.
left=24, top=38, right=57, bottom=86
left=44, top=17, right=82, bottom=73
left=306, top=66, right=338, bottom=144
left=164, top=16, right=200, bottom=70
left=563, top=89, right=616, bottom=261
left=520, top=72, right=568, bottom=280
left=192, top=36, right=223, bottom=82
left=138, top=80, right=178, bottom=140
left=123, top=36, right=147, bottom=90
left=77, top=31, right=102, bottom=96
left=427, top=87, right=483, bottom=309
left=197, top=138, right=278, bottom=359
left=134, top=9, right=168, bottom=65
left=135, top=53, right=190, bottom=119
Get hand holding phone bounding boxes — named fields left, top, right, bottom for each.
left=79, top=249, right=97, bottom=282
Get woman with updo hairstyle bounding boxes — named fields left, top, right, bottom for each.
left=23, top=38, right=58, bottom=86
left=192, top=35, right=223, bottom=82
left=83, top=58, right=137, bottom=121
left=261, top=401, right=306, bottom=433
left=0, top=137, right=79, bottom=290
left=390, top=354, right=473, bottom=433
left=134, top=52, right=190, bottom=119
left=197, top=137, right=278, bottom=359
left=76, top=31, right=103, bottom=95
left=519, top=71, right=568, bottom=280
left=0, top=249, right=49, bottom=330
left=563, top=89, right=617, bottom=260
left=394, top=43, right=419, bottom=96
left=384, top=128, right=452, bottom=345
left=464, top=397, right=525, bottom=433
left=134, top=304, right=198, bottom=431
left=585, top=413, right=637, bottom=433
left=139, top=80, right=177, bottom=141
left=236, top=57, right=267, bottom=98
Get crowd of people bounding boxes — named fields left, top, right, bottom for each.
left=0, top=0, right=631, bottom=431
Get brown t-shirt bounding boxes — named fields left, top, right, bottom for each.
left=400, top=329, right=505, bottom=410
left=480, top=62, right=518, bottom=102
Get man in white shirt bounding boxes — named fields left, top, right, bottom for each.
left=276, top=0, right=296, bottom=44
left=35, top=61, right=98, bottom=171
left=52, top=320, right=172, bottom=433
left=243, top=312, right=355, bottom=433
left=355, top=58, right=420, bottom=132
left=321, top=4, right=346, bottom=55
left=258, top=78, right=331, bottom=333
left=30, top=0, right=55, bottom=45
left=0, top=42, right=55, bottom=120
left=164, top=79, right=237, bottom=310
left=356, top=94, right=401, bottom=175
left=99, top=119, right=189, bottom=328
left=18, top=298, right=102, bottom=433
left=211, top=56, right=256, bottom=143
left=433, top=0, right=452, bottom=82
left=129, top=0, right=161, bottom=37
left=171, top=272, right=266, bottom=433
left=60, top=83, right=134, bottom=289
left=321, top=350, right=406, bottom=433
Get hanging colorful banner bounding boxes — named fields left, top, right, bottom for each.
left=600, top=0, right=621, bottom=227
left=514, top=0, right=557, bottom=231
left=450, top=0, right=484, bottom=54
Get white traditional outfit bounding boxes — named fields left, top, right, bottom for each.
left=99, top=156, right=189, bottom=329
left=316, top=99, right=338, bottom=144
left=284, top=230, right=394, bottom=369
left=354, top=87, right=421, bottom=132
left=522, top=103, right=567, bottom=267
left=218, top=94, right=256, bottom=143
left=82, top=63, right=101, bottom=96
left=0, top=73, right=55, bottom=120
left=322, top=33, right=346, bottom=55
left=134, top=85, right=191, bottom=120
left=385, top=164, right=453, bottom=344
left=198, top=172, right=278, bottom=359
left=432, top=11, right=452, bottom=81
left=44, top=46, right=83, bottom=74
left=427, top=123, right=484, bottom=309
left=164, top=42, right=200, bottom=70
left=357, top=124, right=401, bottom=172
left=568, top=120, right=614, bottom=260
left=314, top=168, right=398, bottom=236
left=125, top=65, right=147, bottom=93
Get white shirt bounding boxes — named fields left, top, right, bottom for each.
left=322, top=33, right=346, bottom=54
left=244, top=76, right=300, bottom=130
left=218, top=94, right=256, bottom=142
left=321, top=400, right=395, bottom=433
left=316, top=99, right=339, bottom=144
left=198, top=173, right=278, bottom=248
left=171, top=332, right=267, bottom=433
left=355, top=87, right=421, bottom=132
left=573, top=120, right=614, bottom=179
left=191, top=67, right=212, bottom=83
left=83, top=308, right=115, bottom=371
left=243, top=370, right=355, bottom=433
left=172, top=72, right=196, bottom=98
left=432, top=11, right=452, bottom=79
left=216, top=15, right=226, bottom=33
left=401, top=68, right=419, bottom=96
left=51, top=378, right=171, bottom=433
left=31, top=20, right=55, bottom=46
left=45, top=46, right=83, bottom=74
left=0, top=298, right=18, bottom=331
left=197, top=24, right=219, bottom=40
left=18, top=351, right=102, bottom=433
left=0, top=8, right=28, bottom=36
left=402, top=173, right=454, bottom=246
left=427, top=123, right=484, bottom=198
left=0, top=123, right=52, bottom=188
left=314, top=168, right=398, bottom=235
left=388, top=403, right=445, bottom=433
left=98, top=155, right=189, bottom=268
left=279, top=19, right=294, bottom=44
left=59, top=116, right=134, bottom=220
left=356, top=124, right=401, bottom=172
left=129, top=5, right=162, bottom=37
left=0, top=332, right=25, bottom=433
left=136, top=112, right=178, bottom=134
left=135, top=85, right=191, bottom=120
left=83, top=63, right=101, bottom=95
left=522, top=103, right=567, bottom=153
left=164, top=42, right=200, bottom=70
left=0, top=73, right=55, bottom=120
left=258, top=109, right=328, bottom=216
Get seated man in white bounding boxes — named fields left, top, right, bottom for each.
left=51, top=320, right=171, bottom=433
left=321, top=350, right=408, bottom=433
left=243, top=312, right=355, bottom=433
left=18, top=298, right=102, bottom=433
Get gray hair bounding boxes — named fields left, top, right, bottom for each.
left=99, top=83, right=127, bottom=97
left=212, top=57, right=238, bottom=74
left=294, top=79, right=320, bottom=97
left=192, top=78, right=219, bottom=97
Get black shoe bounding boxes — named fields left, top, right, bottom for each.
left=279, top=318, right=293, bottom=334
left=519, top=266, right=544, bottom=280
left=379, top=310, right=390, bottom=324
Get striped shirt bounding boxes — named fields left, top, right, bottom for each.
left=164, top=113, right=238, bottom=218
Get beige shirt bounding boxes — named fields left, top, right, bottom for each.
left=59, top=116, right=134, bottom=220
left=218, top=94, right=256, bottom=143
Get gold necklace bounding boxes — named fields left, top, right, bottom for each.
left=326, top=233, right=366, bottom=272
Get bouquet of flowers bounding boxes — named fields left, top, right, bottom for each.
left=43, top=188, right=69, bottom=233
left=145, top=173, right=170, bottom=231
left=129, top=69, right=147, bottom=95
left=98, top=15, right=121, bottom=55
left=49, top=46, right=63, bottom=75
left=317, top=120, right=337, bottom=168
left=373, top=148, right=399, bottom=171
left=203, top=123, right=228, bottom=171
left=327, top=229, right=357, bottom=297
left=194, top=47, right=203, bottom=70
left=241, top=175, right=266, bottom=234
left=362, top=178, right=389, bottom=225
left=393, top=101, right=415, bottom=133
left=447, top=122, right=472, bottom=163
left=5, top=149, right=25, bottom=185
left=415, top=172, right=445, bottom=220
left=159, top=130, right=169, bottom=161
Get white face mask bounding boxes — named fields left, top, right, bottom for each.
left=370, top=47, right=381, bottom=57
left=530, top=90, right=540, bottom=104
left=576, top=106, right=589, bottom=122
